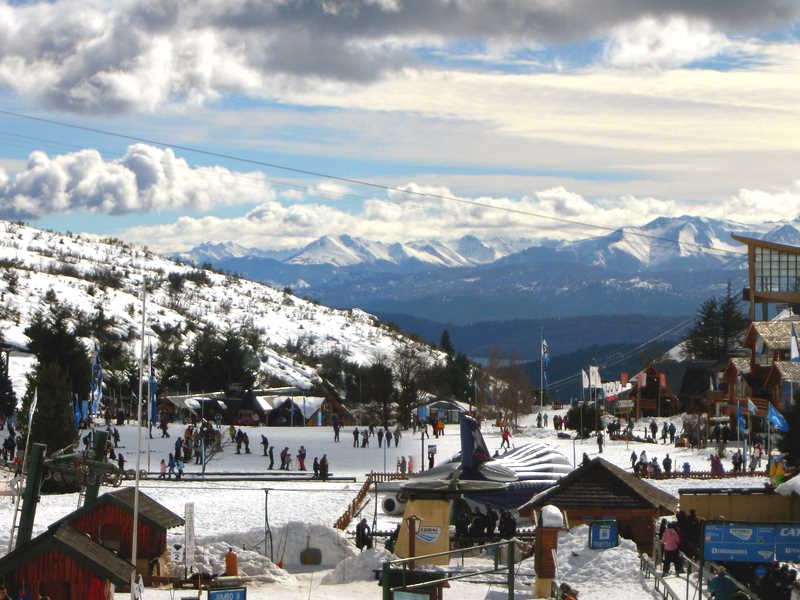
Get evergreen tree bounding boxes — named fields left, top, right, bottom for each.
left=440, top=329, right=455, bottom=357
left=0, top=352, right=15, bottom=418
left=685, top=288, right=748, bottom=362
left=719, top=282, right=749, bottom=357
left=20, top=362, right=76, bottom=451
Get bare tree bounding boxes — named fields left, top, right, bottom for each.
left=393, top=346, right=427, bottom=428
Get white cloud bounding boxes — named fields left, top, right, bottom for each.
left=604, top=17, right=730, bottom=69
left=0, top=144, right=275, bottom=218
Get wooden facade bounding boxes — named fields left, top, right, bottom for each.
left=519, top=458, right=677, bottom=555
left=0, top=525, right=132, bottom=600
left=629, top=365, right=680, bottom=418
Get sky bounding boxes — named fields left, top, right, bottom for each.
left=1, top=0, right=800, bottom=253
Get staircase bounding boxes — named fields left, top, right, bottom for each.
left=333, top=471, right=408, bottom=531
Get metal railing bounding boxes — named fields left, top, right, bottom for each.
left=333, top=471, right=408, bottom=530
left=381, top=538, right=521, bottom=600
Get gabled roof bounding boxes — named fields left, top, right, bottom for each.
left=744, top=321, right=800, bottom=352
left=728, top=357, right=751, bottom=376
left=766, top=361, right=800, bottom=386
left=53, top=487, right=184, bottom=532
left=521, top=457, right=678, bottom=514
left=0, top=525, right=133, bottom=585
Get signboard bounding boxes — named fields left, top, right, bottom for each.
left=776, top=525, right=800, bottom=562
left=703, top=523, right=775, bottom=563
left=588, top=520, right=618, bottom=550
left=427, top=444, right=437, bottom=456
left=208, top=588, right=246, bottom=600
left=394, top=593, right=429, bottom=600
left=185, top=503, right=196, bottom=573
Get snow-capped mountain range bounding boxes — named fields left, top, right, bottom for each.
left=0, top=221, right=441, bottom=398
left=176, top=215, right=800, bottom=324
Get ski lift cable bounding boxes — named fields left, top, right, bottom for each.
left=0, top=108, right=751, bottom=260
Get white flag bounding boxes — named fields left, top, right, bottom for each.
left=792, top=323, right=800, bottom=364
left=589, top=366, right=601, bottom=387
left=581, top=370, right=589, bottom=389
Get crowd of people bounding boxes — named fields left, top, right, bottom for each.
left=351, top=425, right=402, bottom=449
left=453, top=503, right=517, bottom=547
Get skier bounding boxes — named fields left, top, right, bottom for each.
left=355, top=518, right=372, bottom=551
left=235, top=429, right=244, bottom=454
left=229, top=424, right=236, bottom=442
left=668, top=422, right=676, bottom=444
left=361, top=429, right=369, bottom=448
left=268, top=445, right=275, bottom=470
left=385, top=429, right=392, bottom=447
left=261, top=434, right=269, bottom=456
left=543, top=413, right=548, bottom=427
left=243, top=432, right=251, bottom=454
left=536, top=413, right=542, bottom=428
left=313, top=457, right=320, bottom=479
left=500, top=428, right=511, bottom=449
left=377, top=428, right=384, bottom=448
left=332, top=415, right=341, bottom=442
left=394, top=426, right=401, bottom=447
left=112, top=427, right=121, bottom=447
left=176, top=457, right=184, bottom=480
left=159, top=459, right=166, bottom=480
left=649, top=419, right=658, bottom=441
left=319, top=454, right=329, bottom=481
left=168, top=453, right=175, bottom=479
left=280, top=447, right=289, bottom=470
left=661, top=422, right=669, bottom=444
left=160, top=418, right=169, bottom=438
left=352, top=427, right=359, bottom=448
left=596, top=431, right=604, bottom=454
left=297, top=445, right=307, bottom=471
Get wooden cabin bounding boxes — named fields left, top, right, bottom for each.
left=51, top=488, right=183, bottom=576
left=0, top=524, right=133, bottom=600
left=519, top=457, right=677, bottom=555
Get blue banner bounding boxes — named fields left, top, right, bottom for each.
left=703, top=523, right=775, bottom=563
left=149, top=343, right=157, bottom=425
left=776, top=525, right=800, bottom=562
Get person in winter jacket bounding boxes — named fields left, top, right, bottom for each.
left=243, top=432, right=251, bottom=454
left=268, top=446, right=275, bottom=470
left=168, top=453, right=175, bottom=479
left=630, top=451, right=638, bottom=472
left=297, top=446, right=307, bottom=471
left=377, top=428, right=384, bottom=448
left=319, top=454, right=329, bottom=481
left=663, top=454, right=672, bottom=474
left=159, top=459, right=166, bottom=480
left=280, top=447, right=289, bottom=470
left=394, top=426, right=401, bottom=447
left=117, top=453, right=125, bottom=473
left=261, top=434, right=269, bottom=456
left=661, top=523, right=682, bottom=575
left=386, top=429, right=393, bottom=447
left=313, top=457, right=320, bottom=479
left=355, top=518, right=372, bottom=551
left=361, top=429, right=369, bottom=448
left=176, top=457, right=184, bottom=480
left=352, top=427, right=359, bottom=447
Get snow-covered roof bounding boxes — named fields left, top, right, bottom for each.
left=254, top=397, right=276, bottom=412
left=185, top=398, right=201, bottom=410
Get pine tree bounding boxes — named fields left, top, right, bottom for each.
left=719, top=282, right=748, bottom=357
left=440, top=330, right=455, bottom=357
left=0, top=352, right=15, bottom=418
left=20, top=361, right=76, bottom=451
left=685, top=298, right=721, bottom=360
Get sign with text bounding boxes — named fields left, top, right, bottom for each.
left=588, top=520, right=618, bottom=550
left=703, top=523, right=775, bottom=563
left=776, top=525, right=800, bottom=562
left=208, top=588, right=246, bottom=600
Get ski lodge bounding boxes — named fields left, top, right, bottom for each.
left=519, top=457, right=678, bottom=555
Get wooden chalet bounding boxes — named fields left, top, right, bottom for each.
left=51, top=487, right=183, bottom=576
left=519, top=457, right=678, bottom=555
left=0, top=524, right=133, bottom=600
left=629, top=364, right=680, bottom=418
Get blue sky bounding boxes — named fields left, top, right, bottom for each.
left=1, top=1, right=800, bottom=252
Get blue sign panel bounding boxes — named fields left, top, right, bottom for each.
left=776, top=525, right=800, bottom=562
left=208, top=588, right=246, bottom=600
left=589, top=520, right=618, bottom=550
left=703, top=523, right=775, bottom=563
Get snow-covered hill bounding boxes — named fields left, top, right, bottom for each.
left=0, top=221, right=442, bottom=395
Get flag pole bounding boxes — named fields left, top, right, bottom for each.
left=131, top=277, right=146, bottom=597
left=146, top=337, right=151, bottom=474
left=539, top=327, right=544, bottom=414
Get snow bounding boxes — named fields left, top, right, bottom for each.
left=0, top=221, right=443, bottom=393
left=190, top=541, right=296, bottom=583
left=556, top=525, right=657, bottom=599
left=776, top=474, right=800, bottom=496
left=321, top=548, right=396, bottom=584
left=540, top=505, right=564, bottom=528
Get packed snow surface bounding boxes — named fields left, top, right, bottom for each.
left=540, top=504, right=565, bottom=528
left=321, top=547, right=396, bottom=584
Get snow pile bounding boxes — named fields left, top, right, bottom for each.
left=776, top=474, right=800, bottom=496
left=540, top=505, right=564, bottom=528
left=555, top=525, right=654, bottom=599
left=188, top=542, right=295, bottom=584
left=321, top=548, right=396, bottom=584
left=195, top=522, right=357, bottom=570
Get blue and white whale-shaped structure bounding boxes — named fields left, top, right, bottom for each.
left=397, top=415, right=573, bottom=510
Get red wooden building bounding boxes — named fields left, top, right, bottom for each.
left=51, top=487, right=184, bottom=575
left=0, top=524, right=133, bottom=600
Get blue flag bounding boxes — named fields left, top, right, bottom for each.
left=737, top=405, right=746, bottom=433
left=769, top=403, right=790, bottom=433
left=90, top=343, right=103, bottom=414
left=149, top=342, right=158, bottom=425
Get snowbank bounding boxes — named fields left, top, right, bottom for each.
left=321, top=548, right=396, bottom=584
left=776, top=474, right=800, bottom=496
left=555, top=525, right=653, bottom=599
left=196, top=522, right=357, bottom=570
left=540, top=505, right=564, bottom=528
left=189, top=542, right=295, bottom=583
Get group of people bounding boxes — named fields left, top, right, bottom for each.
left=656, top=509, right=702, bottom=574
left=454, top=504, right=517, bottom=546
left=352, top=425, right=401, bottom=449
left=630, top=449, right=690, bottom=477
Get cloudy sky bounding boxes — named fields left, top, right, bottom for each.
left=1, top=0, right=800, bottom=252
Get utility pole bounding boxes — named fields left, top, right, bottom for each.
left=131, top=278, right=146, bottom=598
left=539, top=327, right=544, bottom=414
